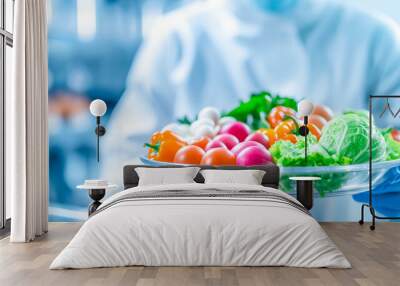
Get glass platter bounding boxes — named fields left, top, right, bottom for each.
left=140, top=156, right=400, bottom=197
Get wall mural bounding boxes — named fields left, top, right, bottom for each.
left=48, top=0, right=400, bottom=222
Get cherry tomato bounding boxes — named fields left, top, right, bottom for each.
left=174, top=145, right=205, bottom=165
left=200, top=147, right=236, bottom=166
left=191, top=137, right=211, bottom=150
left=267, top=106, right=296, bottom=128
left=391, top=129, right=400, bottom=142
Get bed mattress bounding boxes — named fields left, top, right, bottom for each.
left=50, top=183, right=350, bottom=269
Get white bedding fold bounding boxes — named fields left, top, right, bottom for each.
left=50, top=183, right=350, bottom=269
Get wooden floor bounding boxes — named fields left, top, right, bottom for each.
left=0, top=223, right=399, bottom=286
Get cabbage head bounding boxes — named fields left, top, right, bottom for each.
left=319, top=112, right=386, bottom=163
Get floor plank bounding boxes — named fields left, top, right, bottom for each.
left=0, top=222, right=398, bottom=286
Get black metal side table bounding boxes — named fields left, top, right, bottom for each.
left=289, top=177, right=321, bottom=210
left=77, top=182, right=117, bottom=216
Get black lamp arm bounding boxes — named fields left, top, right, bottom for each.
left=298, top=116, right=309, bottom=164
left=95, top=116, right=106, bottom=162
left=304, top=115, right=308, bottom=125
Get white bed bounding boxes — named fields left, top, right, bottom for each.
left=50, top=180, right=350, bottom=269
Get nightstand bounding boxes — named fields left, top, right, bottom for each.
left=289, top=176, right=321, bottom=210
left=77, top=181, right=117, bottom=216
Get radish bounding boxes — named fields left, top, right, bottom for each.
left=219, top=116, right=236, bottom=127
left=231, top=141, right=265, bottom=156
left=220, top=122, right=250, bottom=142
left=245, top=132, right=270, bottom=149
left=205, top=140, right=227, bottom=151
left=236, top=146, right=273, bottom=166
left=213, top=134, right=239, bottom=150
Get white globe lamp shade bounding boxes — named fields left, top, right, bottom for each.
left=90, top=99, right=107, bottom=117
left=298, top=99, right=314, bottom=117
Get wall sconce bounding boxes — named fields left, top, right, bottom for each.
left=298, top=99, right=314, bottom=164
left=89, top=99, right=107, bottom=162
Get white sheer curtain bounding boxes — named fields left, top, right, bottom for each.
left=8, top=0, right=48, bottom=242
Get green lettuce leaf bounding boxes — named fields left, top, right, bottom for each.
left=226, top=91, right=297, bottom=130
left=270, top=136, right=352, bottom=197
left=270, top=136, right=351, bottom=167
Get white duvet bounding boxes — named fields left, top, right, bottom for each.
left=50, top=183, right=350, bottom=269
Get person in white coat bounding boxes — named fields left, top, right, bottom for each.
left=102, top=0, right=400, bottom=186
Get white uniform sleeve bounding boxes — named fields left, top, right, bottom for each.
left=366, top=17, right=400, bottom=128
left=369, top=17, right=400, bottom=96
left=100, top=21, right=186, bottom=188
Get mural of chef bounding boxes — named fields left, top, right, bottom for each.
left=102, top=0, right=400, bottom=185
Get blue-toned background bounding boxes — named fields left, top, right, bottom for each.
left=48, top=0, right=400, bottom=221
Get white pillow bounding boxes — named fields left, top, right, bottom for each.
left=136, top=167, right=201, bottom=186
left=200, top=169, right=266, bottom=185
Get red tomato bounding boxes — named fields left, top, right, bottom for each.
left=200, top=147, right=236, bottom=166
left=174, top=145, right=205, bottom=165
left=392, top=129, right=400, bottom=142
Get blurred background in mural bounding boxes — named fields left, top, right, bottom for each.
left=48, top=0, right=400, bottom=221
left=48, top=0, right=196, bottom=221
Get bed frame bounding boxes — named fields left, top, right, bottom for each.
left=123, top=164, right=280, bottom=190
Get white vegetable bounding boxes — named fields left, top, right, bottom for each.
left=162, top=123, right=181, bottom=133
left=193, top=125, right=215, bottom=139
left=198, top=107, right=220, bottom=125
left=219, top=116, right=236, bottom=127
left=190, top=118, right=215, bottom=135
left=179, top=124, right=191, bottom=135
left=162, top=123, right=190, bottom=137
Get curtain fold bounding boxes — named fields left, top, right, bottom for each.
left=9, top=0, right=48, bottom=242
